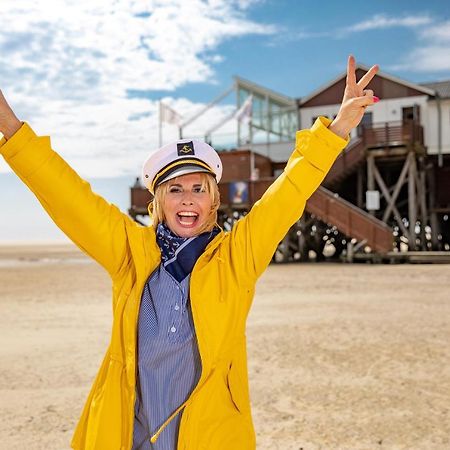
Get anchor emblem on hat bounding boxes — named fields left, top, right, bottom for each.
left=177, top=141, right=195, bottom=156
left=180, top=145, right=192, bottom=154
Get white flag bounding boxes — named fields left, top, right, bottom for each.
left=235, top=95, right=253, bottom=123
left=160, top=102, right=182, bottom=125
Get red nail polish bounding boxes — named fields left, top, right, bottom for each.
left=373, top=96, right=380, bottom=103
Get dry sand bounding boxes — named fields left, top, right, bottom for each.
left=0, top=244, right=449, bottom=450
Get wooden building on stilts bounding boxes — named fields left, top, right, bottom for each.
left=129, top=67, right=450, bottom=263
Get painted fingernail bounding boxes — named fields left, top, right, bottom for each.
left=373, top=96, right=380, bottom=103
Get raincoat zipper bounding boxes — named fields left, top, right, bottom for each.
left=149, top=369, right=215, bottom=444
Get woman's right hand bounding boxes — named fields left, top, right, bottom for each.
left=0, top=90, right=22, bottom=141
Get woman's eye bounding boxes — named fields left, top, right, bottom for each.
left=169, top=187, right=181, bottom=193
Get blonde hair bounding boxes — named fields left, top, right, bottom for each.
left=148, top=172, right=220, bottom=234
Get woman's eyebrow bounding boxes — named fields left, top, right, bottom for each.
left=168, top=183, right=203, bottom=188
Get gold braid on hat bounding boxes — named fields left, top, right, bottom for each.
left=151, top=158, right=214, bottom=193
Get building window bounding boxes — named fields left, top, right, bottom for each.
left=402, top=105, right=421, bottom=123
left=357, top=112, right=373, bottom=136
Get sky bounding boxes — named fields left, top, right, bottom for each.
left=1, top=0, right=449, bottom=243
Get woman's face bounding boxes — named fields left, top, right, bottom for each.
left=162, top=172, right=213, bottom=238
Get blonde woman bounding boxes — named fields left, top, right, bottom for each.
left=0, top=56, right=378, bottom=449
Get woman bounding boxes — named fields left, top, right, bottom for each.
left=0, top=56, right=378, bottom=449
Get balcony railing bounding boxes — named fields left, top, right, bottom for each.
left=359, top=120, right=424, bottom=148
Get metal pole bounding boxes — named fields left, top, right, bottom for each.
left=158, top=100, right=162, bottom=147
left=265, top=93, right=270, bottom=147
left=237, top=87, right=241, bottom=147
left=181, top=84, right=235, bottom=129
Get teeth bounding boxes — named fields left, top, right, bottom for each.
left=178, top=211, right=198, bottom=217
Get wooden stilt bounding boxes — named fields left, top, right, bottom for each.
left=357, top=166, right=363, bottom=208
left=426, top=164, right=440, bottom=250
left=408, top=152, right=417, bottom=250
left=367, top=154, right=375, bottom=216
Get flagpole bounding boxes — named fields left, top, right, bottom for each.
left=159, top=100, right=163, bottom=147
left=237, top=93, right=241, bottom=147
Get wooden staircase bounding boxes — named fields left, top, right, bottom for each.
left=324, top=137, right=365, bottom=187
left=307, top=187, right=393, bottom=253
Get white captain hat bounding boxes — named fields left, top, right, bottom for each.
left=142, top=139, right=223, bottom=194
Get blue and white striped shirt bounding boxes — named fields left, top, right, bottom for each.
left=132, top=264, right=202, bottom=450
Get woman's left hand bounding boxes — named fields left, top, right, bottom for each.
left=329, top=55, right=379, bottom=139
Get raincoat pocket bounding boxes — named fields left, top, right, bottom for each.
left=226, top=362, right=248, bottom=414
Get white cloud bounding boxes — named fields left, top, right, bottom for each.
left=270, top=12, right=450, bottom=75
left=0, top=0, right=275, bottom=177
left=422, top=20, right=450, bottom=42
left=389, top=20, right=450, bottom=72
left=347, top=14, right=433, bottom=32
left=270, top=13, right=433, bottom=44
left=392, top=46, right=450, bottom=72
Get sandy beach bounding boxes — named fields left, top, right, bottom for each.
left=0, top=244, right=449, bottom=450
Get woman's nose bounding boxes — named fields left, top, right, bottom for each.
left=181, top=193, right=194, bottom=205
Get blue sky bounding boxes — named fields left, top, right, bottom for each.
left=1, top=0, right=449, bottom=242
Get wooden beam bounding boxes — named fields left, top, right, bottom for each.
left=357, top=166, right=363, bottom=208
left=414, top=158, right=429, bottom=250
left=382, top=155, right=410, bottom=222
left=373, top=163, right=410, bottom=239
left=408, top=152, right=417, bottom=250
left=367, top=154, right=375, bottom=216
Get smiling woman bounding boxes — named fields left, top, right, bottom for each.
left=0, top=56, right=379, bottom=450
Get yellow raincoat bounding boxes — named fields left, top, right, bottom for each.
left=0, top=117, right=347, bottom=449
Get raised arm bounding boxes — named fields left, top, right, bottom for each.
left=0, top=90, right=21, bottom=142
left=0, top=90, right=140, bottom=278
left=231, top=56, right=379, bottom=282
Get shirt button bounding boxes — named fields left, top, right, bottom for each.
left=174, top=304, right=180, bottom=311
left=170, top=326, right=177, bottom=333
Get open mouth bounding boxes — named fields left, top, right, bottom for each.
left=176, top=211, right=199, bottom=227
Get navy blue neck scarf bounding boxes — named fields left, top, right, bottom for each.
left=156, top=222, right=220, bottom=282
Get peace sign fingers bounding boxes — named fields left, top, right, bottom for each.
left=329, top=56, right=380, bottom=139
left=357, top=63, right=379, bottom=90
left=346, top=55, right=357, bottom=89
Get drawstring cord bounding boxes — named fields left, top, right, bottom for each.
left=217, top=256, right=225, bottom=302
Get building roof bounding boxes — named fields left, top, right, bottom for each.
left=299, top=63, right=436, bottom=106
left=233, top=75, right=295, bottom=106
left=420, top=80, right=450, bottom=99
